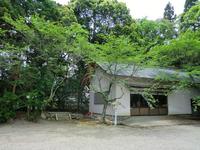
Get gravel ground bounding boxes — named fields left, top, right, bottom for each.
left=0, top=119, right=200, bottom=150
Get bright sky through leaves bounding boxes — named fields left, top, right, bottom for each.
left=54, top=0, right=185, bottom=20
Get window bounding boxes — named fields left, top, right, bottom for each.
left=131, top=94, right=148, bottom=108
left=130, top=94, right=168, bottom=116
left=94, top=93, right=105, bottom=104
left=131, top=94, right=167, bottom=108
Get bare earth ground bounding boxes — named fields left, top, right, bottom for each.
left=0, top=119, right=200, bottom=150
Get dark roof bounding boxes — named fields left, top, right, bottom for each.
left=99, top=63, right=200, bottom=83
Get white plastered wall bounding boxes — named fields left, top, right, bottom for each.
left=168, top=88, right=200, bottom=115
left=89, top=68, right=131, bottom=116
left=89, top=68, right=115, bottom=115
left=115, top=84, right=130, bottom=116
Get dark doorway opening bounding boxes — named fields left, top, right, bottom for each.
left=130, top=94, right=168, bottom=116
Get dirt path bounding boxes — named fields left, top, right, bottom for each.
left=0, top=119, right=200, bottom=150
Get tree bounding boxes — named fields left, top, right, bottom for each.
left=122, top=19, right=176, bottom=52
left=58, top=5, right=78, bottom=26
left=0, top=13, right=90, bottom=121
left=68, top=0, right=133, bottom=112
left=184, top=0, right=199, bottom=12
left=90, top=35, right=139, bottom=123
left=147, top=29, right=200, bottom=80
left=0, top=0, right=92, bottom=122
left=69, top=0, right=132, bottom=43
left=163, top=2, right=176, bottom=22
left=181, top=2, right=200, bottom=32
left=0, top=0, right=60, bottom=21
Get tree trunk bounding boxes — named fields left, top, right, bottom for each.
left=102, top=102, right=108, bottom=123
left=77, top=94, right=80, bottom=113
left=27, top=106, right=30, bottom=120
left=48, top=77, right=66, bottom=103
left=76, top=60, right=88, bottom=113
left=12, top=83, right=17, bottom=94
left=11, top=65, right=20, bottom=94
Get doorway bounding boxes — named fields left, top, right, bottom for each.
left=130, top=94, right=168, bottom=116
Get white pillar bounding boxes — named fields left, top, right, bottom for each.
left=114, top=108, right=117, bottom=126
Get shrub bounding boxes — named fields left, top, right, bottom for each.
left=0, top=92, right=19, bottom=123
left=192, top=96, right=200, bottom=111
left=26, top=90, right=47, bottom=122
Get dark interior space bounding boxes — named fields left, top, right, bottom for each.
left=130, top=94, right=168, bottom=116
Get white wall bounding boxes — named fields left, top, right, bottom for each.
left=89, top=68, right=116, bottom=116
left=89, top=91, right=115, bottom=115
left=89, top=68, right=130, bottom=116
left=115, top=84, right=130, bottom=116
left=168, top=88, right=200, bottom=115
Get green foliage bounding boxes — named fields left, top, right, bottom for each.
left=122, top=19, right=176, bottom=52
left=184, top=0, right=199, bottom=12
left=94, top=35, right=138, bottom=63
left=181, top=2, right=200, bottom=32
left=1, top=10, right=90, bottom=121
left=70, top=0, right=132, bottom=43
left=192, top=96, right=200, bottom=111
left=26, top=90, right=46, bottom=110
left=58, top=5, right=77, bottom=26
left=25, top=90, right=46, bottom=122
left=147, top=30, right=200, bottom=77
left=0, top=0, right=60, bottom=20
left=0, top=92, right=20, bottom=123
left=141, top=92, right=158, bottom=109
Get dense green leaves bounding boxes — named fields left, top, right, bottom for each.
left=58, top=5, right=78, bottom=26
left=0, top=0, right=60, bottom=20
left=70, top=0, right=132, bottom=43
left=122, top=19, right=176, bottom=52
left=94, top=35, right=138, bottom=63
left=192, top=96, right=200, bottom=111
left=148, top=30, right=200, bottom=76
left=181, top=2, right=200, bottom=31
left=0, top=9, right=90, bottom=121
left=0, top=92, right=20, bottom=123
